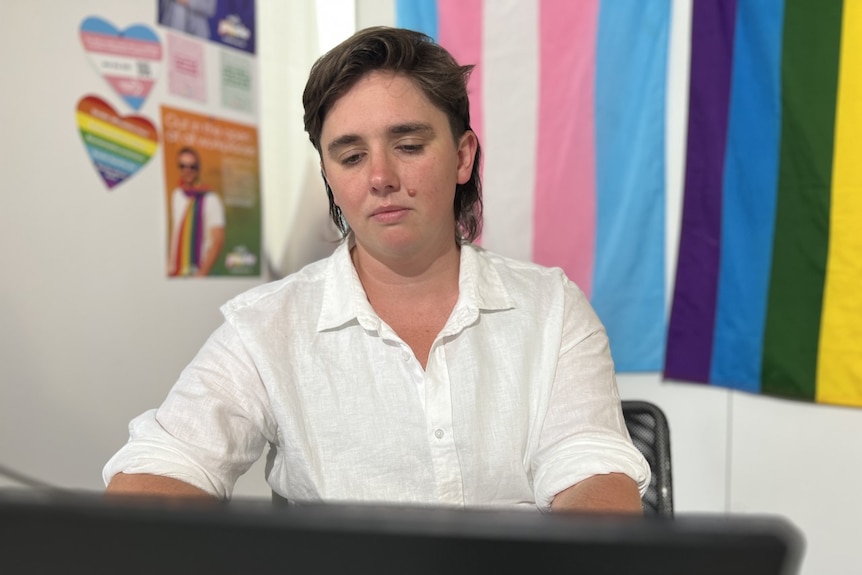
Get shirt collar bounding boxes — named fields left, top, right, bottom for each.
left=456, top=243, right=513, bottom=311
left=438, top=243, right=514, bottom=337
left=317, top=237, right=372, bottom=332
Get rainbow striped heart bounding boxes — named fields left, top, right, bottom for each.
left=76, top=95, right=158, bottom=190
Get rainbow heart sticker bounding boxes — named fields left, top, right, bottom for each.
left=76, top=95, right=158, bottom=190
left=79, top=17, right=162, bottom=111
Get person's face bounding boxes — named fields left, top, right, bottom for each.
left=319, top=71, right=477, bottom=262
left=178, top=152, right=200, bottom=186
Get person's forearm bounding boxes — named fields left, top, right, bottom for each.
left=550, top=473, right=643, bottom=514
left=105, top=472, right=215, bottom=499
left=196, top=227, right=225, bottom=276
left=197, top=251, right=218, bottom=276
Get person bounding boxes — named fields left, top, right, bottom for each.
left=167, top=146, right=225, bottom=277
left=105, top=26, right=650, bottom=513
left=159, top=0, right=217, bottom=40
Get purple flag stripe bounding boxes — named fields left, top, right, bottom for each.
left=664, top=0, right=738, bottom=382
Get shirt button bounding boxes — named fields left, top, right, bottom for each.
left=434, top=429, right=445, bottom=439
left=401, top=350, right=411, bottom=361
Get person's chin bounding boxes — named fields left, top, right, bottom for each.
left=361, top=229, right=421, bottom=256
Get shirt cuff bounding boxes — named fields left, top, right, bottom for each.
left=102, top=409, right=227, bottom=498
left=532, top=433, right=651, bottom=511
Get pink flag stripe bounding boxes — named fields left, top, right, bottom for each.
left=438, top=0, right=484, bottom=143
left=533, top=1, right=599, bottom=296
left=80, top=31, right=163, bottom=59
left=105, top=76, right=156, bottom=99
left=438, top=0, right=485, bottom=241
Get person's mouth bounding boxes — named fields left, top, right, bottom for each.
left=370, top=205, right=409, bottom=222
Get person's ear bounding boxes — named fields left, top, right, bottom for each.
left=320, top=157, right=332, bottom=183
left=320, top=164, right=339, bottom=205
left=456, top=131, right=478, bottom=185
left=320, top=164, right=330, bottom=187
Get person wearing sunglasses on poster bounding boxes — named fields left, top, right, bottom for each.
left=167, top=146, right=225, bottom=277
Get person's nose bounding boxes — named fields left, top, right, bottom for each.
left=368, top=151, right=399, bottom=194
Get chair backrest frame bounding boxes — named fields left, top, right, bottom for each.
left=621, top=399, right=674, bottom=517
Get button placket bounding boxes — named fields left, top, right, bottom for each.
left=424, top=343, right=464, bottom=505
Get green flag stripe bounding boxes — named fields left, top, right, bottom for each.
left=762, top=0, right=843, bottom=399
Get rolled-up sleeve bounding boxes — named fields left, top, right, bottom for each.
left=102, top=321, right=276, bottom=499
left=531, top=281, right=651, bottom=511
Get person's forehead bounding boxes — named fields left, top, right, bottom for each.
left=322, top=71, right=442, bottom=136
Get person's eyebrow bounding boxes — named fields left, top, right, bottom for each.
left=325, top=123, right=436, bottom=156
left=326, top=134, right=362, bottom=156
left=389, top=122, right=435, bottom=137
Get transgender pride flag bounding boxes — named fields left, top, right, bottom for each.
left=666, top=0, right=862, bottom=407
left=396, top=0, right=672, bottom=372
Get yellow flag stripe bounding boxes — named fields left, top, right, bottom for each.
left=75, top=112, right=157, bottom=157
left=817, top=1, right=862, bottom=406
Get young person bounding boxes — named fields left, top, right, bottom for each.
left=167, top=146, right=225, bottom=277
left=105, top=26, right=649, bottom=513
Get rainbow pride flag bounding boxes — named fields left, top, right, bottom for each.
left=171, top=191, right=208, bottom=276
left=396, top=0, right=671, bottom=371
left=665, top=0, right=862, bottom=407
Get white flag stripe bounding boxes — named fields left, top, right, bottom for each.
left=664, top=0, right=691, bottom=321
left=480, top=0, right=539, bottom=260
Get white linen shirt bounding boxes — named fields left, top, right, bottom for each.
left=103, top=241, right=650, bottom=510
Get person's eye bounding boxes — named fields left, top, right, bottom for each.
left=340, top=153, right=363, bottom=166
left=398, top=144, right=424, bottom=154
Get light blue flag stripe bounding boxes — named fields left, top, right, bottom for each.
left=710, top=0, right=785, bottom=389
left=594, top=0, right=671, bottom=371
left=395, top=0, right=439, bottom=41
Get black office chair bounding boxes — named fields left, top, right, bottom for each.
left=621, top=400, right=674, bottom=517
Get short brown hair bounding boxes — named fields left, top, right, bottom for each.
left=302, top=26, right=483, bottom=242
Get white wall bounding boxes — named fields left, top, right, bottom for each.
left=2, top=1, right=861, bottom=574
left=0, top=0, right=257, bottom=493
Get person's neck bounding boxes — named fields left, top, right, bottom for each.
left=351, top=239, right=461, bottom=305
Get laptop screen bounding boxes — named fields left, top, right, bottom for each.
left=0, top=489, right=803, bottom=575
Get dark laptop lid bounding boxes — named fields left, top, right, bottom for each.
left=0, top=489, right=803, bottom=575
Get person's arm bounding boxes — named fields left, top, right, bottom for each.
left=196, top=225, right=225, bottom=276
left=105, top=472, right=215, bottom=499
left=550, top=473, right=643, bottom=514
left=188, top=0, right=217, bottom=16
left=102, top=322, right=276, bottom=499
left=532, top=278, right=651, bottom=512
left=167, top=188, right=182, bottom=276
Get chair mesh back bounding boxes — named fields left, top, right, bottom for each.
left=621, top=400, right=673, bottom=517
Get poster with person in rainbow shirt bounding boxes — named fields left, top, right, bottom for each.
left=161, top=105, right=261, bottom=277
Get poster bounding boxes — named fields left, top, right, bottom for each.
left=167, top=32, right=207, bottom=102
left=157, top=0, right=256, bottom=54
left=162, top=105, right=261, bottom=277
